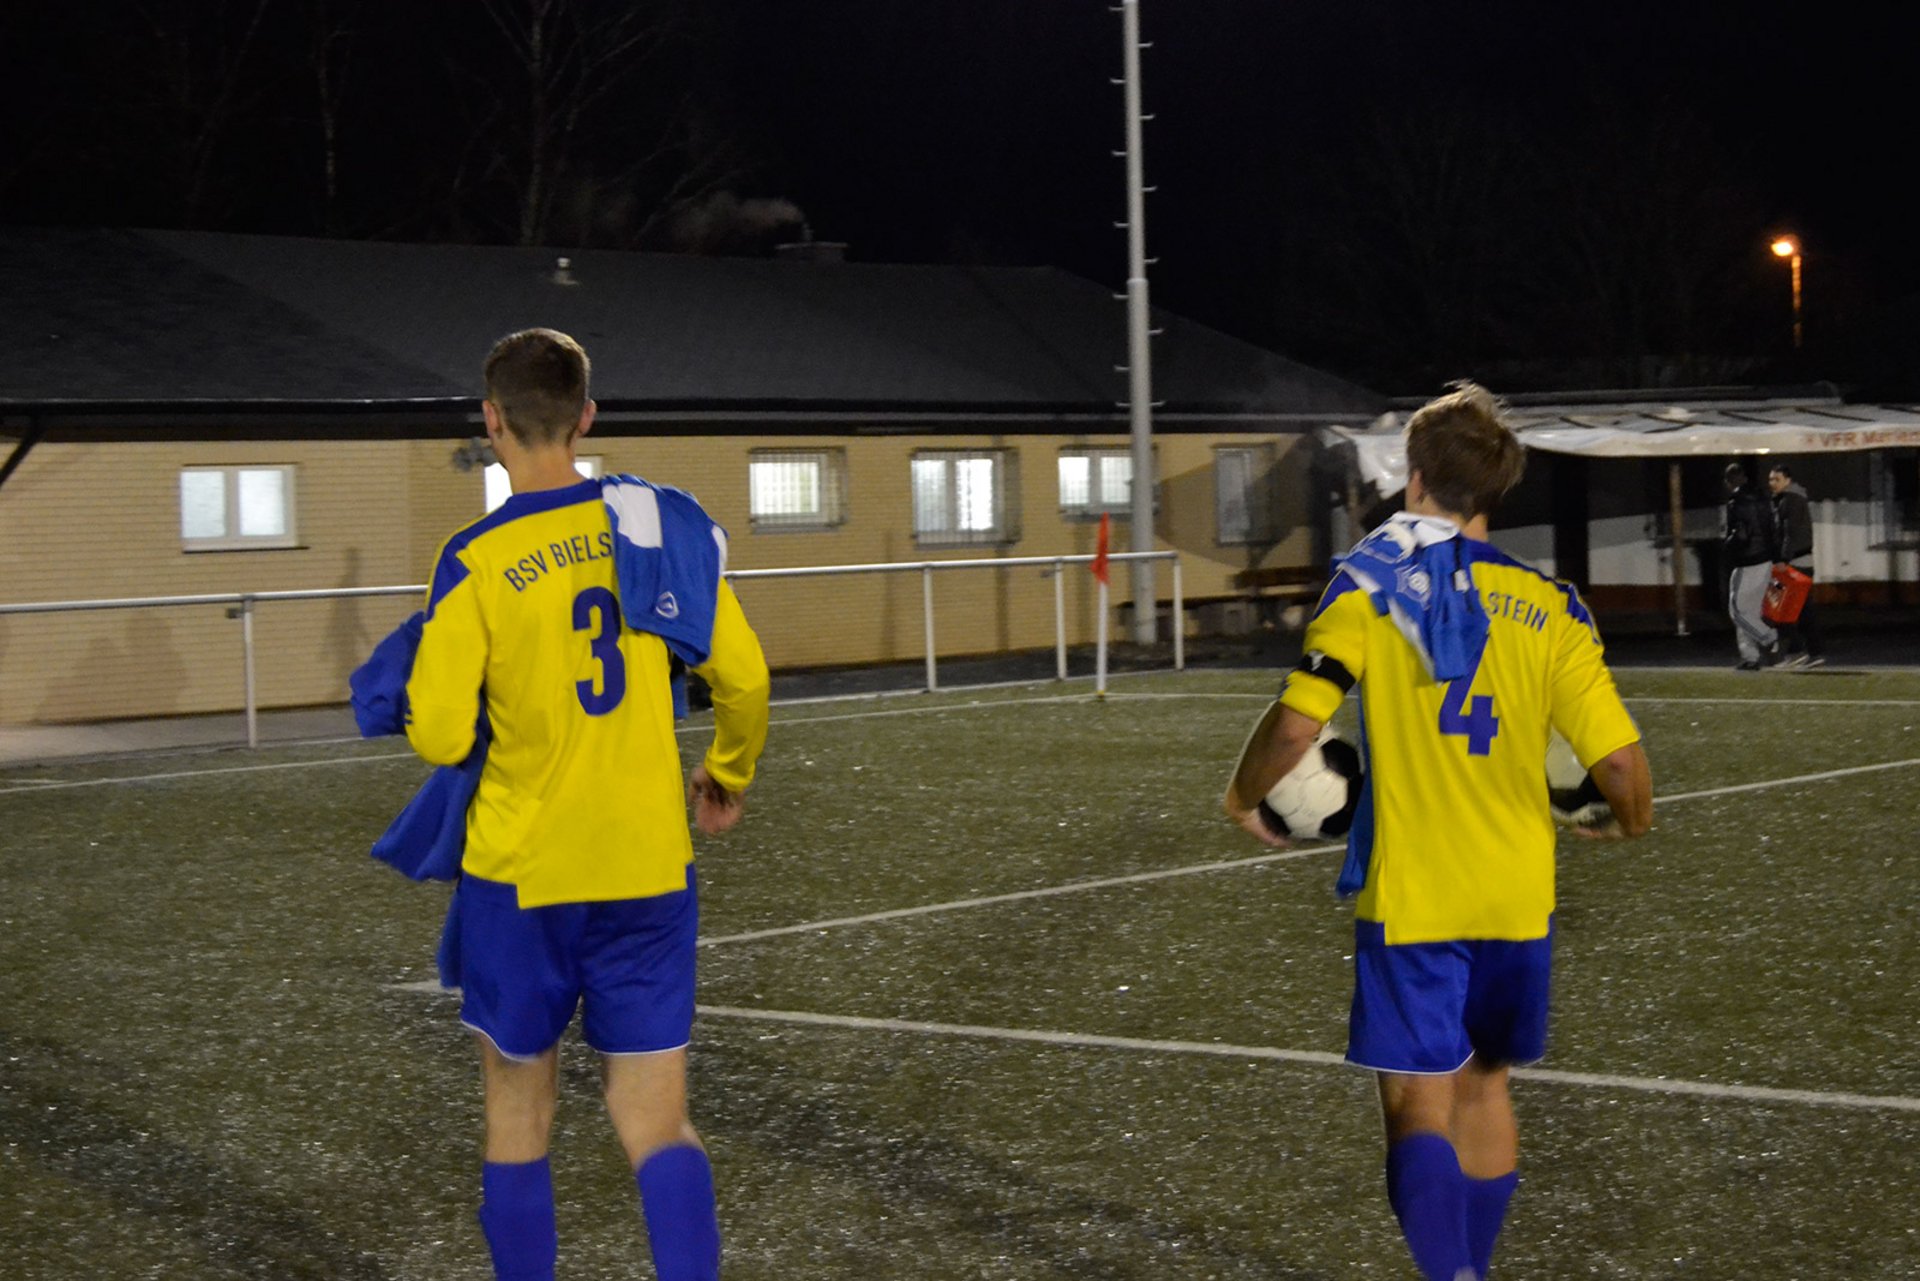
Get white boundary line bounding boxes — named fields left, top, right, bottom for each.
left=694, top=757, right=1920, bottom=948
left=697, top=843, right=1343, bottom=947
left=693, top=1005, right=1920, bottom=1115
left=0, top=698, right=1096, bottom=794
left=0, top=750, right=419, bottom=795
left=6, top=686, right=1917, bottom=796
left=761, top=666, right=1194, bottom=709
left=378, top=985, right=1920, bottom=1115
left=1652, top=756, right=1920, bottom=804
left=1626, top=696, right=1920, bottom=708
left=1609, top=663, right=1920, bottom=675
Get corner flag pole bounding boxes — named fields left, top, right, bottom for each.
left=1120, top=0, right=1157, bottom=646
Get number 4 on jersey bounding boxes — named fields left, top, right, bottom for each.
left=1439, top=649, right=1499, bottom=755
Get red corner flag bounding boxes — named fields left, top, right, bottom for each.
left=1091, top=512, right=1111, bottom=586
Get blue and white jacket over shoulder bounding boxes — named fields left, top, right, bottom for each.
left=1334, top=512, right=1489, bottom=684
left=348, top=474, right=728, bottom=882
left=601, top=474, right=730, bottom=668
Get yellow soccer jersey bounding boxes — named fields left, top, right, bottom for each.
left=1278, top=536, right=1638, bottom=944
left=407, top=479, right=768, bottom=908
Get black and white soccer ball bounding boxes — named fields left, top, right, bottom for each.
left=1258, top=728, right=1363, bottom=840
left=1546, top=730, right=1609, bottom=827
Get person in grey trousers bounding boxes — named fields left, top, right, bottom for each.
left=1723, top=462, right=1778, bottom=670
left=1768, top=463, right=1827, bottom=668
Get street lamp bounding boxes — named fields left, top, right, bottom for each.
left=1770, top=235, right=1803, bottom=350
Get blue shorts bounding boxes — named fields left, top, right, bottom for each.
left=1346, top=918, right=1553, bottom=1074
left=446, top=870, right=699, bottom=1060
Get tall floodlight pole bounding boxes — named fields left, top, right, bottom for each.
left=1119, top=0, right=1156, bottom=643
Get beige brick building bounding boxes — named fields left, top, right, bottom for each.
left=0, top=230, right=1383, bottom=725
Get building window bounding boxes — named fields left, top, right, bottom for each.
left=1215, top=445, right=1278, bottom=544
left=484, top=456, right=601, bottom=513
left=749, top=449, right=848, bottom=531
left=1058, top=447, right=1138, bottom=518
left=911, top=449, right=1019, bottom=546
left=179, top=465, right=298, bottom=551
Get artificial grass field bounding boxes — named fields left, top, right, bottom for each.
left=2, top=667, right=1916, bottom=1279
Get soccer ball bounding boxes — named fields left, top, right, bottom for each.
left=1258, top=728, right=1363, bottom=840
left=1546, top=730, right=1609, bottom=827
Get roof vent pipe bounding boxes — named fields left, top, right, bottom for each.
left=552, top=256, right=578, bottom=286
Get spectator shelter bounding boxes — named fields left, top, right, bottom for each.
left=1323, top=394, right=1920, bottom=633
left=0, top=228, right=1383, bottom=725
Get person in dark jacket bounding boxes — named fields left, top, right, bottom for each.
left=1723, top=462, right=1778, bottom=670
left=1768, top=463, right=1826, bottom=667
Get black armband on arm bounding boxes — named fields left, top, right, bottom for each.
left=1286, top=650, right=1355, bottom=696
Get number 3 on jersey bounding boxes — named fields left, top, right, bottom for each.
left=1439, top=648, right=1499, bottom=755
left=572, top=586, right=626, bottom=715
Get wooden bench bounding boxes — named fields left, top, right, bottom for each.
left=1229, top=566, right=1327, bottom=601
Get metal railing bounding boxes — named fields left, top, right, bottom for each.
left=0, top=551, right=1183, bottom=748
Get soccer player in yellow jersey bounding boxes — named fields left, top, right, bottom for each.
left=1225, top=383, right=1651, bottom=1281
left=408, top=330, right=768, bottom=1281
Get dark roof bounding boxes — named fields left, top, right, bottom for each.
left=1, top=227, right=1384, bottom=431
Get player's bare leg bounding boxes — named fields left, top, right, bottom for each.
left=605, top=1047, right=720, bottom=1281
left=480, top=1039, right=559, bottom=1160
left=1451, top=1056, right=1516, bottom=1177
left=1377, top=1072, right=1474, bottom=1281
left=1453, top=1055, right=1522, bottom=1279
left=602, top=1046, right=702, bottom=1165
left=1378, top=1070, right=1455, bottom=1141
left=475, top=1038, right=561, bottom=1281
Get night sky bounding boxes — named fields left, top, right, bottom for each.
left=5, top=1, right=1917, bottom=396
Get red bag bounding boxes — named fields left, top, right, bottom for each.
left=1762, top=563, right=1812, bottom=625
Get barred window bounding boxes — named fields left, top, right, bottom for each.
left=1215, top=445, right=1278, bottom=544
left=1058, top=447, right=1136, bottom=517
left=911, top=449, right=1019, bottom=546
left=484, top=456, right=601, bottom=513
left=179, top=465, right=299, bottom=551
left=749, top=449, right=848, bottom=531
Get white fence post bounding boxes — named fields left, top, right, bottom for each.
left=1053, top=559, right=1067, bottom=680
left=1172, top=557, right=1184, bottom=670
left=240, top=595, right=259, bottom=749
left=0, top=557, right=1196, bottom=740
left=922, top=564, right=937, bottom=692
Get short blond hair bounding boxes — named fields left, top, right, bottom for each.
left=1403, top=381, right=1526, bottom=519
left=483, top=328, right=591, bottom=446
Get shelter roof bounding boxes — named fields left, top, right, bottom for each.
left=1331, top=395, right=1920, bottom=496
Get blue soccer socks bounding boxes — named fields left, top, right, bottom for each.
left=637, top=1143, right=721, bottom=1281
left=1466, top=1169, right=1520, bottom=1277
left=477, top=1157, right=558, bottom=1281
left=1386, top=1133, right=1472, bottom=1281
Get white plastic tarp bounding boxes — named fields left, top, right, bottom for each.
left=1328, top=402, right=1920, bottom=496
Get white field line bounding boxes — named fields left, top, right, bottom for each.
left=5, top=688, right=1916, bottom=796
left=0, top=750, right=419, bottom=795
left=693, top=1005, right=1920, bottom=1115
left=378, top=984, right=1920, bottom=1114
left=696, top=843, right=1344, bottom=947
left=1627, top=696, right=1920, bottom=707
left=763, top=665, right=1197, bottom=709
left=1610, top=663, right=1920, bottom=675
left=1653, top=755, right=1920, bottom=804
left=1101, top=693, right=1920, bottom=709
left=0, top=692, right=1141, bottom=793
left=695, top=757, right=1920, bottom=948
